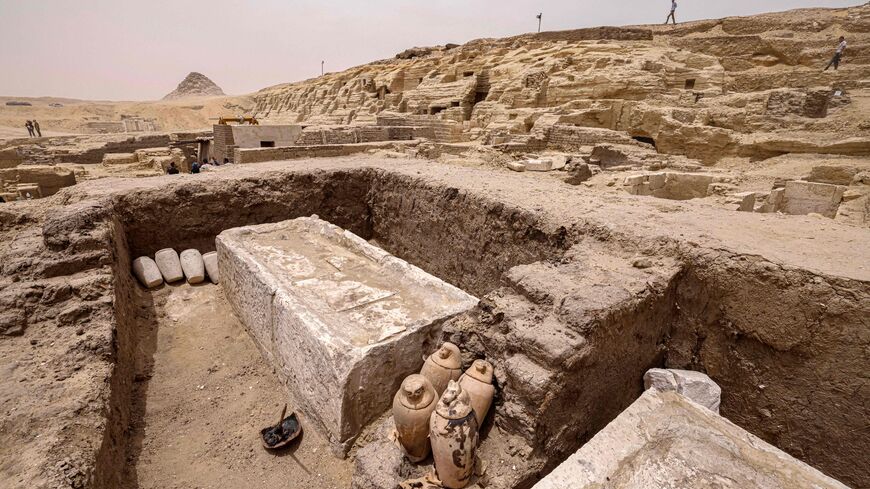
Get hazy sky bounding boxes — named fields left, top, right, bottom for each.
left=0, top=0, right=860, bottom=100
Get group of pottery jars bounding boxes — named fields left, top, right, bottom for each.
left=392, top=342, right=495, bottom=489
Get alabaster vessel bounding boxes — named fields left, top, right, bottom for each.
left=458, top=359, right=495, bottom=426
left=393, top=374, right=438, bottom=462
left=420, top=342, right=462, bottom=395
left=429, top=380, right=479, bottom=489
left=180, top=249, right=205, bottom=284
left=132, top=256, right=163, bottom=289
left=154, top=248, right=184, bottom=283
left=202, top=251, right=220, bottom=283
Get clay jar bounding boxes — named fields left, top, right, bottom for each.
left=393, top=374, right=438, bottom=462
left=429, top=380, right=479, bottom=489
left=458, top=359, right=495, bottom=426
left=420, top=342, right=462, bottom=395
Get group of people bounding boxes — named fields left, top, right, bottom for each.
left=663, top=2, right=848, bottom=71
left=24, top=120, right=41, bottom=138
left=166, top=157, right=231, bottom=175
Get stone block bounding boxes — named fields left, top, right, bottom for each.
left=101, top=153, right=138, bottom=165
left=564, top=163, right=592, bottom=185
left=781, top=181, right=846, bottom=218
left=202, top=251, right=219, bottom=283
left=644, top=368, right=721, bottom=413
left=624, top=175, right=646, bottom=186
left=180, top=249, right=205, bottom=284
left=532, top=389, right=849, bottom=489
left=647, top=172, right=667, bottom=190
left=761, top=188, right=785, bottom=213
left=132, top=257, right=163, bottom=289
left=507, top=162, right=526, bottom=172
left=808, top=165, right=859, bottom=186
left=525, top=158, right=554, bottom=172
left=217, top=217, right=477, bottom=455
left=154, top=248, right=184, bottom=283
left=734, top=191, right=757, bottom=212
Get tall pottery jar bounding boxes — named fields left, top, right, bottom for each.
left=420, top=342, right=462, bottom=395
left=429, top=380, right=479, bottom=489
left=392, top=374, right=438, bottom=462
left=458, top=359, right=495, bottom=426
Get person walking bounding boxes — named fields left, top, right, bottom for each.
left=665, top=0, right=677, bottom=25
left=824, top=36, right=847, bottom=71
left=25, top=120, right=34, bottom=137
left=33, top=120, right=42, bottom=138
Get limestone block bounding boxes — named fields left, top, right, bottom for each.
left=781, top=181, right=846, bottom=218
left=624, top=175, right=646, bottom=186
left=808, top=165, right=858, bottom=186
left=647, top=172, right=667, bottom=190
left=532, top=389, right=849, bottom=489
left=525, top=158, right=554, bottom=172
left=180, top=249, right=205, bottom=284
left=132, top=257, right=164, bottom=289
left=217, top=217, right=477, bottom=455
left=154, top=248, right=184, bottom=283
left=644, top=368, right=721, bottom=413
left=202, top=251, right=219, bottom=283
left=507, top=162, right=526, bottom=172
left=734, top=191, right=757, bottom=212
left=101, top=153, right=138, bottom=165
left=550, top=155, right=569, bottom=170
left=761, top=188, right=785, bottom=213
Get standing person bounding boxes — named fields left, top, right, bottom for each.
left=25, top=120, right=34, bottom=137
left=665, top=0, right=677, bottom=25
left=824, top=36, right=847, bottom=71
left=33, top=120, right=42, bottom=138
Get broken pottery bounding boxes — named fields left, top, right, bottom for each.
left=420, top=342, right=462, bottom=395
left=132, top=256, right=163, bottom=289
left=202, top=251, right=219, bottom=283
left=393, top=374, right=438, bottom=462
left=180, top=249, right=205, bottom=284
left=458, top=359, right=495, bottom=426
left=154, top=248, right=184, bottom=283
left=429, top=380, right=479, bottom=489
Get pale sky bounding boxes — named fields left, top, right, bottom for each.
left=0, top=0, right=860, bottom=101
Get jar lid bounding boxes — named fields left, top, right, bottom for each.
left=430, top=342, right=461, bottom=370
left=465, top=359, right=493, bottom=384
left=399, top=374, right=436, bottom=410
left=435, top=380, right=473, bottom=419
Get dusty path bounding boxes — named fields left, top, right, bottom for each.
left=125, top=283, right=352, bottom=489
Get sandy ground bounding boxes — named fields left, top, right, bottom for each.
left=125, top=283, right=352, bottom=489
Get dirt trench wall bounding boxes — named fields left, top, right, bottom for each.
left=115, top=170, right=372, bottom=258
left=366, top=171, right=572, bottom=296
left=666, top=253, right=870, bottom=488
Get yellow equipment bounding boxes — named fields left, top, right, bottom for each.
left=218, top=116, right=259, bottom=125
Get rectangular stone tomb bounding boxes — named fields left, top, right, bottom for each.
left=217, top=217, right=478, bottom=455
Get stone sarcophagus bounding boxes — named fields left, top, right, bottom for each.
left=217, top=217, right=477, bottom=455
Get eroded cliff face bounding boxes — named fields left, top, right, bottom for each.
left=253, top=6, right=870, bottom=164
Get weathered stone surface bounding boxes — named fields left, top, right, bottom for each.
left=180, top=249, right=205, bottom=284
left=507, top=162, right=526, bottom=172
left=644, top=368, right=721, bottom=413
left=202, top=251, right=219, bottom=283
left=734, top=191, right=757, bottom=212
left=808, top=165, right=860, bottom=186
left=132, top=256, right=163, bottom=289
left=101, top=153, right=138, bottom=165
left=564, top=163, right=592, bottom=185
left=780, top=181, right=846, bottom=218
left=525, top=158, right=554, bottom=172
left=217, top=216, right=477, bottom=455
left=532, top=389, right=848, bottom=489
left=154, top=248, right=184, bottom=282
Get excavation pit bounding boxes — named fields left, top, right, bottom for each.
left=2, top=157, right=867, bottom=489
left=217, top=216, right=478, bottom=455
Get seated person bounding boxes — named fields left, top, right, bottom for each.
left=167, top=162, right=180, bottom=175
